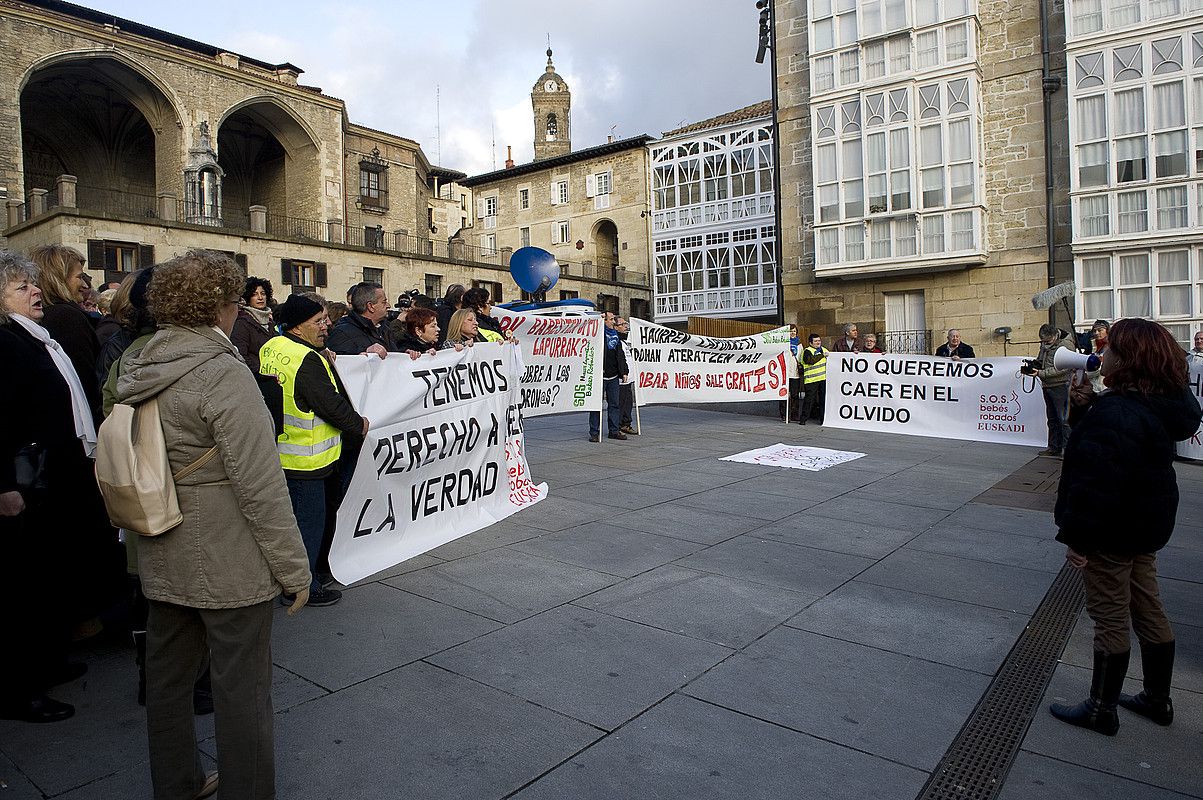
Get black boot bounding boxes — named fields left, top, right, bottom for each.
left=133, top=630, right=147, bottom=706
left=1050, top=650, right=1129, bottom=736
left=1119, top=639, right=1174, bottom=726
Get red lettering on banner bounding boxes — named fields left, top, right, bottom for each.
left=675, top=373, right=701, bottom=389
left=640, top=372, right=668, bottom=389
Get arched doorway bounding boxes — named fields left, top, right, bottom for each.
left=592, top=219, right=619, bottom=278
left=20, top=55, right=181, bottom=213
left=218, top=100, right=320, bottom=227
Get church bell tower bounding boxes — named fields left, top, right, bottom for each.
left=532, top=48, right=571, bottom=161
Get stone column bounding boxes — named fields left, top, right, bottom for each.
left=249, top=205, right=267, bottom=234
left=28, top=189, right=47, bottom=217
left=56, top=175, right=77, bottom=209
left=500, top=246, right=513, bottom=265
left=6, top=199, right=24, bottom=228
left=327, top=219, right=344, bottom=244
left=157, top=192, right=177, bottom=222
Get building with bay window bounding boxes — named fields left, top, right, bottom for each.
left=1066, top=0, right=1203, bottom=346
left=649, top=101, right=780, bottom=325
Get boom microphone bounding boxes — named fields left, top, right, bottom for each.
left=1032, top=281, right=1077, bottom=311
left=1053, top=348, right=1100, bottom=372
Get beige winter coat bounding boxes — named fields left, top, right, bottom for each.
left=117, top=325, right=310, bottom=607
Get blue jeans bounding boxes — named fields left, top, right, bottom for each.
left=286, top=476, right=326, bottom=592
left=589, top=377, right=621, bottom=437
left=1043, top=384, right=1070, bottom=453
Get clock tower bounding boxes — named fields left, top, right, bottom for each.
left=532, top=48, right=571, bottom=161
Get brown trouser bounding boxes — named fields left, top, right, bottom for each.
left=146, top=599, right=276, bottom=800
left=1084, top=551, right=1173, bottom=655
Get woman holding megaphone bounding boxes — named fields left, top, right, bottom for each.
left=1050, top=318, right=1202, bottom=736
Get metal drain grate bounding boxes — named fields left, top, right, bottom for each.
left=915, top=563, right=1085, bottom=800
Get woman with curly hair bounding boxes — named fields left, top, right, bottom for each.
left=230, top=276, right=275, bottom=372
left=1050, top=318, right=1202, bottom=735
left=116, top=249, right=310, bottom=799
left=29, top=244, right=102, bottom=423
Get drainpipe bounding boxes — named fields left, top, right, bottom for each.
left=1040, top=0, right=1062, bottom=328
left=761, top=0, right=786, bottom=327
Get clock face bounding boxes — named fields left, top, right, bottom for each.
left=544, top=80, right=558, bottom=92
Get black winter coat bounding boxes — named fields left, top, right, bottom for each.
left=41, top=301, right=102, bottom=424
left=326, top=310, right=397, bottom=355
left=1055, top=386, right=1202, bottom=554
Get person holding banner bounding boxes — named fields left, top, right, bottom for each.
left=395, top=308, right=443, bottom=354
left=260, top=294, right=369, bottom=609
left=1050, top=318, right=1202, bottom=736
left=616, top=317, right=638, bottom=435
left=799, top=333, right=827, bottom=425
left=935, top=329, right=975, bottom=359
left=589, top=311, right=628, bottom=442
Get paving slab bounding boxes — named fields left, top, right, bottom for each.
left=907, top=523, right=1068, bottom=573
left=684, top=626, right=990, bottom=771
left=608, top=501, right=765, bottom=544
left=996, top=751, right=1193, bottom=800
left=510, top=693, right=928, bottom=800
left=345, top=552, right=443, bottom=586
left=613, top=467, right=748, bottom=493
left=859, top=548, right=1055, bottom=614
left=674, top=485, right=821, bottom=521
left=0, top=750, right=48, bottom=800
left=574, top=565, right=811, bottom=648
left=939, top=502, right=1055, bottom=534
left=272, top=661, right=601, bottom=800
left=512, top=521, right=706, bottom=578
left=422, top=519, right=544, bottom=561
left=1156, top=542, right=1203, bottom=582
left=674, top=535, right=875, bottom=596
left=428, top=606, right=732, bottom=730
left=752, top=513, right=920, bottom=559
left=555, top=477, right=684, bottom=509
left=269, top=582, right=500, bottom=691
left=804, top=495, right=952, bottom=532
left=517, top=495, right=616, bottom=532
left=382, top=547, right=618, bottom=623
left=786, top=581, right=1030, bottom=675
left=540, top=459, right=634, bottom=488
left=1023, top=663, right=1203, bottom=796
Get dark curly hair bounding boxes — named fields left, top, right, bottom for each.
left=242, top=276, right=274, bottom=305
left=148, top=250, right=243, bottom=327
left=461, top=287, right=492, bottom=312
left=1104, top=318, right=1188, bottom=395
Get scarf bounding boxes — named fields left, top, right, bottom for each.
left=11, top=313, right=97, bottom=458
left=245, top=304, right=274, bottom=332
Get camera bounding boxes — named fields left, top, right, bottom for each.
left=395, top=289, right=421, bottom=310
left=1020, top=358, right=1039, bottom=375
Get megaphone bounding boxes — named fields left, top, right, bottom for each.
left=1053, top=348, right=1101, bottom=372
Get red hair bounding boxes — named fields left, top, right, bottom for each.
left=1103, top=318, right=1188, bottom=394
left=404, top=307, right=437, bottom=338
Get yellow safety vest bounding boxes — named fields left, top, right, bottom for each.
left=259, top=335, right=342, bottom=472
left=478, top=327, right=503, bottom=343
left=802, top=346, right=827, bottom=384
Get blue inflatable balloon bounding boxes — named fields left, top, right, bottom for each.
left=510, top=247, right=560, bottom=294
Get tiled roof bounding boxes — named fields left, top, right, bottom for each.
left=661, top=100, right=772, bottom=137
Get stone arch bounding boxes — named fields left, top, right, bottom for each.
left=216, top=97, right=321, bottom=220
left=591, top=218, right=619, bottom=270
left=18, top=50, right=184, bottom=203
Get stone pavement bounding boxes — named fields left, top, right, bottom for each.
left=1, top=406, right=1200, bottom=799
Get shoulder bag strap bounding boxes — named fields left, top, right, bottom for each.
left=171, top=446, right=220, bottom=482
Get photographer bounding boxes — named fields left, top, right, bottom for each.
left=1021, top=323, right=1074, bottom=457
left=1050, top=319, right=1201, bottom=736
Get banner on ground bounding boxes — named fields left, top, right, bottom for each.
left=721, top=444, right=865, bottom=471
left=491, top=308, right=604, bottom=417
left=823, top=353, right=1046, bottom=447
left=627, top=319, right=793, bottom=405
left=1177, top=360, right=1203, bottom=459
left=329, top=344, right=547, bottom=585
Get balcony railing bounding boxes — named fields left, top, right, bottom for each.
left=882, top=330, right=933, bottom=355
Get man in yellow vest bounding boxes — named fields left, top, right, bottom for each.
left=260, top=294, right=368, bottom=607
left=799, top=332, right=827, bottom=425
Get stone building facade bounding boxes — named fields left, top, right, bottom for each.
left=774, top=0, right=1073, bottom=355
left=0, top=0, right=646, bottom=307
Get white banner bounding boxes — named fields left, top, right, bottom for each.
left=721, top=444, right=865, bottom=471
left=329, top=344, right=547, bottom=585
left=823, top=353, right=1046, bottom=447
left=1177, top=360, right=1203, bottom=459
left=628, top=319, right=793, bottom=405
left=491, top=308, right=604, bottom=416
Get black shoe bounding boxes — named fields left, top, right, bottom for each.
left=316, top=572, right=336, bottom=589
left=588, top=434, right=600, bottom=442
left=46, top=661, right=87, bottom=688
left=608, top=432, right=628, bottom=440
left=1050, top=650, right=1129, bottom=736
left=0, top=695, right=75, bottom=723
left=306, top=586, right=343, bottom=607
left=1119, top=639, right=1174, bottom=726
left=620, top=426, right=639, bottom=436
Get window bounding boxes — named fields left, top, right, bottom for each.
left=923, top=215, right=945, bottom=253
left=871, top=219, right=891, bottom=258
left=889, top=35, right=911, bottom=73
left=484, top=196, right=498, bottom=216
left=840, top=49, right=859, bottom=85
left=1117, top=190, right=1148, bottom=232
left=520, top=226, right=531, bottom=248
left=359, top=159, right=389, bottom=210
left=519, top=188, right=529, bottom=209
left=546, top=113, right=558, bottom=140
left=1080, top=195, right=1110, bottom=235
left=945, top=23, right=969, bottom=60
left=280, top=259, right=326, bottom=291
left=1072, top=0, right=1103, bottom=34
left=950, top=210, right=975, bottom=250
left=87, top=239, right=153, bottom=285
left=1156, top=185, right=1188, bottom=228
left=363, top=267, right=384, bottom=286
left=559, top=289, right=579, bottom=300
left=917, top=30, right=940, bottom=68
left=815, top=55, right=835, bottom=91
left=554, top=220, right=570, bottom=244
left=1118, top=253, right=1151, bottom=316
left=364, top=226, right=384, bottom=249
left=1109, top=0, right=1140, bottom=25
left=482, top=233, right=497, bottom=254
left=1157, top=250, right=1191, bottom=314
left=595, top=171, right=612, bottom=196
left=1081, top=256, right=1114, bottom=319
left=552, top=180, right=569, bottom=205
left=472, top=280, right=503, bottom=303
left=866, top=42, right=886, bottom=79
left=424, top=273, right=442, bottom=297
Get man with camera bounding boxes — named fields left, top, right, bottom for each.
left=1022, top=323, right=1075, bottom=458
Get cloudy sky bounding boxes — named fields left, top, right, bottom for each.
left=84, top=0, right=772, bottom=175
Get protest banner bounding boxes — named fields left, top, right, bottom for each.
left=627, top=319, right=793, bottom=405
left=823, top=353, right=1046, bottom=447
left=1177, top=360, right=1203, bottom=459
left=492, top=308, right=604, bottom=416
left=722, top=444, right=865, bottom=471
left=329, top=343, right=547, bottom=585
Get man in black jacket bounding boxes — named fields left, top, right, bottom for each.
left=589, top=311, right=628, bottom=442
left=326, top=282, right=396, bottom=356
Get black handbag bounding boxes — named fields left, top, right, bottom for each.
left=14, top=442, right=49, bottom=494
